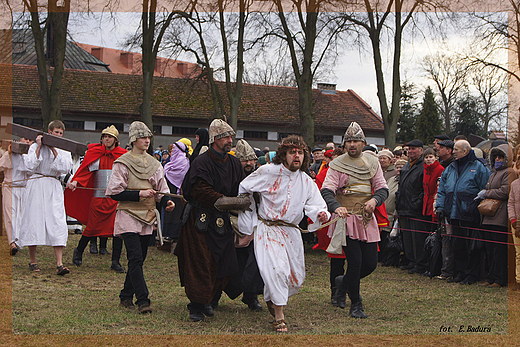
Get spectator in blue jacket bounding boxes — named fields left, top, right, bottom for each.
left=436, top=140, right=491, bottom=285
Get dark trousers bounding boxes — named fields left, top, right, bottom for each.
left=483, top=224, right=508, bottom=286
left=340, top=237, right=378, bottom=303
left=119, top=233, right=152, bottom=306
left=76, top=235, right=123, bottom=262
left=451, top=220, right=480, bottom=281
left=400, top=216, right=429, bottom=272
left=329, top=257, right=346, bottom=290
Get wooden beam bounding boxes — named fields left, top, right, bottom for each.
left=5, top=123, right=87, bottom=155
left=0, top=139, right=31, bottom=154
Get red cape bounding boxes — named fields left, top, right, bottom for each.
left=64, top=143, right=126, bottom=225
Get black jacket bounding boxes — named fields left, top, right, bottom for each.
left=396, top=154, right=425, bottom=217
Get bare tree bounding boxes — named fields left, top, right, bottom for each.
left=337, top=0, right=429, bottom=149
left=22, top=0, right=70, bottom=128
left=140, top=0, right=176, bottom=132
left=421, top=52, right=469, bottom=134
left=472, top=66, right=507, bottom=135
left=259, top=0, right=349, bottom=147
left=165, top=0, right=255, bottom=131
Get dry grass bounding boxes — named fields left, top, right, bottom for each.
left=0, top=233, right=518, bottom=345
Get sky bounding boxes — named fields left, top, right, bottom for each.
left=66, top=11, right=508, bottom=123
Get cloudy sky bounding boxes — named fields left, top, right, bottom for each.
left=66, top=11, right=507, bottom=118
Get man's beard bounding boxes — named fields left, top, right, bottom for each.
left=222, top=143, right=232, bottom=153
left=244, top=164, right=254, bottom=173
left=288, top=161, right=301, bottom=172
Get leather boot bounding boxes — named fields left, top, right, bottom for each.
left=349, top=300, right=367, bottom=319
left=72, top=248, right=82, bottom=266
left=188, top=303, right=205, bottom=322
left=203, top=304, right=214, bottom=317
left=333, top=275, right=347, bottom=309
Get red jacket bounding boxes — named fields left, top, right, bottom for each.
left=64, top=143, right=126, bottom=237
left=423, top=161, right=444, bottom=219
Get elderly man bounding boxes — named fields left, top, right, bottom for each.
left=436, top=140, right=490, bottom=285
left=396, top=139, right=430, bottom=276
left=378, top=149, right=397, bottom=181
left=433, top=134, right=450, bottom=153
left=175, top=119, right=246, bottom=322
left=106, top=121, right=175, bottom=313
left=321, top=122, right=388, bottom=319
left=437, top=140, right=455, bottom=168
left=239, top=135, right=329, bottom=331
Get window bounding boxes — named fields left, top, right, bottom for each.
left=173, top=127, right=198, bottom=135
left=63, top=120, right=84, bottom=130
left=244, top=130, right=267, bottom=139
left=153, top=125, right=162, bottom=135
left=13, top=117, right=43, bottom=129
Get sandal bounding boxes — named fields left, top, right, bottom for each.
left=28, top=263, right=41, bottom=272
left=272, top=319, right=287, bottom=332
left=10, top=246, right=18, bottom=256
left=56, top=265, right=70, bottom=276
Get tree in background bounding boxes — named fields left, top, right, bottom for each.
left=415, top=86, right=442, bottom=145
left=23, top=0, right=70, bottom=128
left=421, top=52, right=468, bottom=134
left=396, top=81, right=417, bottom=144
left=453, top=95, right=485, bottom=139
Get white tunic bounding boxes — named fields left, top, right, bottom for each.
left=18, top=144, right=73, bottom=247
left=238, top=164, right=330, bottom=306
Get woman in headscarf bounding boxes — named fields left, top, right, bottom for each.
left=162, top=141, right=190, bottom=240
left=190, top=128, right=209, bottom=163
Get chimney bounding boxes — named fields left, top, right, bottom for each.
left=177, top=62, right=188, bottom=76
left=317, top=83, right=337, bottom=95
left=120, top=52, right=133, bottom=69
left=91, top=47, right=103, bottom=61
left=154, top=58, right=164, bottom=73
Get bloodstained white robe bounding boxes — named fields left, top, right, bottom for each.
left=18, top=144, right=73, bottom=247
left=238, top=163, right=330, bottom=306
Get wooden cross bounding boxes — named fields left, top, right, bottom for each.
left=5, top=123, right=87, bottom=155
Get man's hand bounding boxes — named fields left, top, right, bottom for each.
left=139, top=189, right=156, bottom=199
left=318, top=211, right=329, bottom=223
left=335, top=206, right=350, bottom=218
left=67, top=180, right=78, bottom=191
left=364, top=198, right=377, bottom=214
left=165, top=200, right=175, bottom=212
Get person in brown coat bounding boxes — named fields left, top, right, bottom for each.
left=479, top=144, right=517, bottom=287
left=508, top=163, right=520, bottom=290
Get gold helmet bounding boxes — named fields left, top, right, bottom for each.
left=101, top=125, right=119, bottom=140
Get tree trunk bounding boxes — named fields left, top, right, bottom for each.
left=25, top=0, right=70, bottom=129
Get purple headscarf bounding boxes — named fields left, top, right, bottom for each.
left=164, top=141, right=190, bottom=193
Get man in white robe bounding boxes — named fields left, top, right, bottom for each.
left=238, top=135, right=330, bottom=332
left=18, top=120, right=73, bottom=275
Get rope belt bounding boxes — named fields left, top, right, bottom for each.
left=257, top=214, right=342, bottom=234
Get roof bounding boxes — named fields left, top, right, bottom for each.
left=2, top=63, right=384, bottom=133
left=9, top=29, right=110, bottom=72
left=75, top=43, right=201, bottom=78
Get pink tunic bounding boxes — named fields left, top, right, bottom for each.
left=322, top=165, right=388, bottom=243
left=106, top=162, right=170, bottom=236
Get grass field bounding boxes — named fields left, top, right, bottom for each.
left=1, top=233, right=518, bottom=345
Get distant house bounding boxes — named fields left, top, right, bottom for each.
left=75, top=43, right=201, bottom=79
left=1, top=63, right=384, bottom=148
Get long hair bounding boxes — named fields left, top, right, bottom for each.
left=272, top=135, right=310, bottom=171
